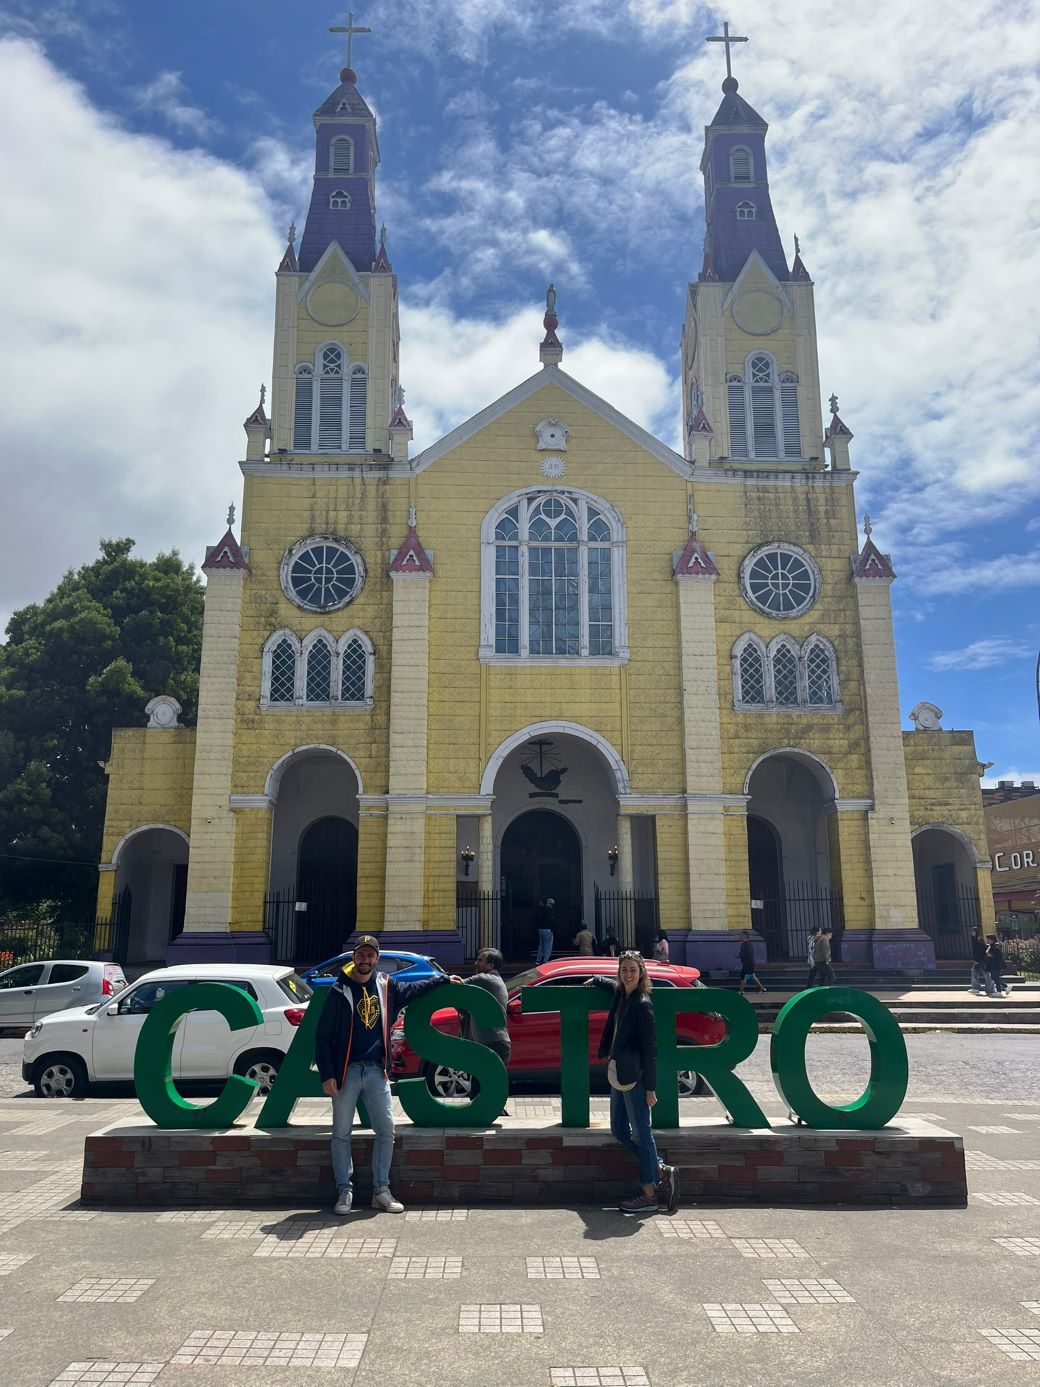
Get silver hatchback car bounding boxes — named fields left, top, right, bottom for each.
left=0, top=960, right=127, bottom=1031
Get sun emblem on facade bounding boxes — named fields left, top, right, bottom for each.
left=540, top=454, right=565, bottom=479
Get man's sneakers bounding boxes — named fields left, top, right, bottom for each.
left=659, top=1162, right=680, bottom=1215
left=333, top=1189, right=353, bottom=1216
left=619, top=1192, right=658, bottom=1214
left=371, top=1189, right=405, bottom=1214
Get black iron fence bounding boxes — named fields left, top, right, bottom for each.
left=263, top=892, right=355, bottom=967
left=594, top=886, right=660, bottom=956
left=752, top=880, right=845, bottom=962
left=0, top=888, right=133, bottom=969
left=455, top=889, right=503, bottom=961
left=916, top=883, right=981, bottom=960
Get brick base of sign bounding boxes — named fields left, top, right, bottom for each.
left=81, top=1118, right=966, bottom=1209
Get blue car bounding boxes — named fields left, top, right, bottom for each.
left=301, top=949, right=447, bottom=989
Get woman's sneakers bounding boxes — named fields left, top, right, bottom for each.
left=619, top=1192, right=658, bottom=1214
left=659, top=1162, right=680, bottom=1215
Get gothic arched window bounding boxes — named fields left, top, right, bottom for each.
left=261, top=630, right=302, bottom=707
left=330, top=136, right=353, bottom=174
left=733, top=634, right=767, bottom=707
left=303, top=633, right=334, bottom=703
left=480, top=490, right=627, bottom=662
left=803, top=635, right=840, bottom=707
left=735, top=200, right=756, bottom=220
left=726, top=354, right=801, bottom=460
left=292, top=347, right=367, bottom=452
left=769, top=637, right=800, bottom=706
left=329, top=189, right=352, bottom=210
left=261, top=628, right=374, bottom=710
left=730, top=146, right=753, bottom=183
left=338, top=629, right=374, bottom=705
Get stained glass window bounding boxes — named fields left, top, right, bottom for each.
left=742, top=545, right=818, bottom=618
left=269, top=638, right=296, bottom=703
left=285, top=540, right=363, bottom=611
left=738, top=643, right=765, bottom=705
left=340, top=636, right=368, bottom=703
left=305, top=638, right=333, bottom=702
left=806, top=641, right=835, bottom=705
left=772, top=643, right=799, bottom=705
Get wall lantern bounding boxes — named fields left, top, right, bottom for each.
left=460, top=846, right=475, bottom=877
left=607, top=845, right=619, bottom=877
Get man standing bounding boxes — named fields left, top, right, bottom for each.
left=737, top=931, right=766, bottom=995
left=969, top=927, right=996, bottom=996
left=813, top=927, right=834, bottom=986
left=806, top=926, right=820, bottom=989
left=535, top=898, right=556, bottom=963
left=464, top=947, right=512, bottom=1117
left=315, top=935, right=463, bottom=1216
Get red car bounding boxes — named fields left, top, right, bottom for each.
left=390, top=957, right=725, bottom=1100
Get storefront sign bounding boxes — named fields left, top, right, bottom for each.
left=133, top=981, right=908, bottom=1133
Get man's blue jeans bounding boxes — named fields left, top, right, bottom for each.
left=609, top=1081, right=660, bottom=1188
left=330, top=1061, right=395, bottom=1196
left=536, top=928, right=554, bottom=963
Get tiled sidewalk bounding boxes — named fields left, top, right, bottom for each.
left=1, top=1092, right=1040, bottom=1384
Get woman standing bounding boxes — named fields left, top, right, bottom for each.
left=594, top=952, right=678, bottom=1214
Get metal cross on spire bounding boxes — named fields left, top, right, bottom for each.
left=329, top=10, right=371, bottom=70
left=706, top=20, right=748, bottom=82
left=829, top=393, right=840, bottom=415
left=863, top=514, right=872, bottom=538
left=227, top=503, right=236, bottom=528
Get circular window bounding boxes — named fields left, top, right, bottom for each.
left=281, top=536, right=365, bottom=612
left=740, top=543, right=819, bottom=618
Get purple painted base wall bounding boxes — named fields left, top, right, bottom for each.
left=870, top=929, right=937, bottom=971
left=670, top=930, right=765, bottom=976
left=165, top=932, right=271, bottom=965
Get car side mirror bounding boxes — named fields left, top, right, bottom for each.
left=106, top=1004, right=119, bottom=1016
left=507, top=997, right=521, bottom=1016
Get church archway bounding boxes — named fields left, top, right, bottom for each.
left=912, top=825, right=980, bottom=959
left=112, top=826, right=188, bottom=966
left=267, top=748, right=359, bottom=964
left=500, top=810, right=582, bottom=961
left=745, top=751, right=838, bottom=960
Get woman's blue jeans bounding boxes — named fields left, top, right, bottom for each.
left=609, top=1081, right=660, bottom=1188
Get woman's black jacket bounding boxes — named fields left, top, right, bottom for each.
left=594, top=981, right=657, bottom=1091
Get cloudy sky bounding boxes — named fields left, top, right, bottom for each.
left=1, top=0, right=1037, bottom=781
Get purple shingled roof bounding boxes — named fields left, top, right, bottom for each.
left=297, top=70, right=379, bottom=276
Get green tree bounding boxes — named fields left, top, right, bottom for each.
left=0, top=539, right=204, bottom=920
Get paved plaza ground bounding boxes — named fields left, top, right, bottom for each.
left=1, top=1033, right=1039, bottom=1386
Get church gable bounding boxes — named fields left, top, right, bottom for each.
left=413, top=366, right=690, bottom=479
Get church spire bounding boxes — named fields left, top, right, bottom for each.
left=297, top=13, right=380, bottom=276
left=698, top=24, right=789, bottom=284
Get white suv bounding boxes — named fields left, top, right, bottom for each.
left=22, top=963, right=312, bottom=1098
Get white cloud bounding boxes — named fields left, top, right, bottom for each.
left=911, top=550, right=1040, bottom=597
left=0, top=37, right=277, bottom=623
left=132, top=70, right=217, bottom=139
left=927, top=638, right=1026, bottom=671
left=400, top=301, right=676, bottom=450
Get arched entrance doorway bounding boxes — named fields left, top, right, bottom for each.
left=500, top=810, right=582, bottom=961
left=113, top=826, right=189, bottom=966
left=745, top=751, right=841, bottom=960
left=913, top=826, right=980, bottom=959
left=267, top=748, right=360, bottom=964
left=296, top=816, right=359, bottom=962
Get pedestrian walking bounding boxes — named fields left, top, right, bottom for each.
left=806, top=925, right=820, bottom=989
left=464, top=947, right=512, bottom=1117
left=653, top=930, right=670, bottom=963
left=535, top=898, right=556, bottom=963
left=602, top=929, right=621, bottom=958
left=573, top=924, right=596, bottom=956
left=737, top=931, right=766, bottom=994
left=985, top=934, right=1010, bottom=996
left=314, top=934, right=464, bottom=1216
left=969, top=927, right=996, bottom=996
left=590, top=951, right=678, bottom=1215
left=813, top=927, right=834, bottom=986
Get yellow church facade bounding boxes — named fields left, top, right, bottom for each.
left=96, top=56, right=993, bottom=973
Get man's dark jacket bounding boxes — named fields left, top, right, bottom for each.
left=314, top=967, right=449, bottom=1086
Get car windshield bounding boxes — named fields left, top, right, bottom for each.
left=506, top=967, right=544, bottom=993
left=278, top=972, right=313, bottom=1002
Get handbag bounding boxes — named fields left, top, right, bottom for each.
left=606, top=1006, right=637, bottom=1092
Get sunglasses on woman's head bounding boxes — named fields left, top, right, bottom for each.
left=619, top=951, right=641, bottom=960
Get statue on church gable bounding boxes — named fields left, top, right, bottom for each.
left=909, top=701, right=944, bottom=732
left=145, top=695, right=182, bottom=729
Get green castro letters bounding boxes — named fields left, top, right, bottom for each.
left=132, top=982, right=907, bottom=1132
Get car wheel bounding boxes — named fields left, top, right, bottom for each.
left=33, top=1055, right=89, bottom=1099
left=677, top=1069, right=707, bottom=1098
left=234, top=1053, right=282, bottom=1095
left=424, top=1063, right=473, bottom=1100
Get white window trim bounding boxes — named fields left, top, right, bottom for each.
left=329, top=189, right=352, bottom=209
left=260, top=626, right=375, bottom=710
left=739, top=541, right=820, bottom=620
left=479, top=486, right=629, bottom=664
left=735, top=200, right=756, bottom=220
left=329, top=135, right=354, bottom=174
left=730, top=145, right=753, bottom=183
left=290, top=345, right=369, bottom=453
left=731, top=631, right=842, bottom=713
left=280, top=535, right=366, bottom=613
left=727, top=353, right=801, bottom=461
